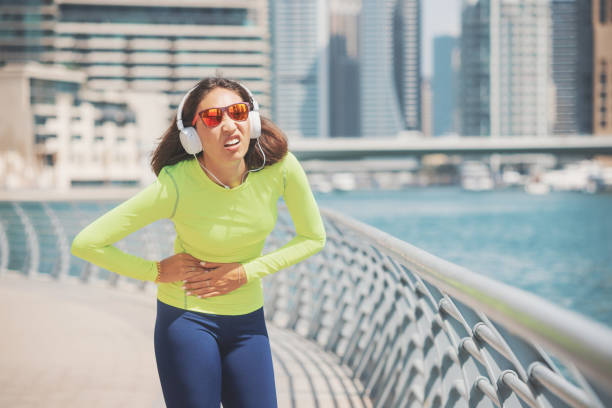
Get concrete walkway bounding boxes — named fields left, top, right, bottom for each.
left=0, top=273, right=369, bottom=408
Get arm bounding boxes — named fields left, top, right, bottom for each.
left=70, top=168, right=178, bottom=282
left=241, top=152, right=326, bottom=281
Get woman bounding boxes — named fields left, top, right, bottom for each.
left=71, top=77, right=326, bottom=407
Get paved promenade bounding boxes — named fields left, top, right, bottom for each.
left=0, top=273, right=369, bottom=408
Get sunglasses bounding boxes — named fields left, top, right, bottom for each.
left=192, top=102, right=251, bottom=128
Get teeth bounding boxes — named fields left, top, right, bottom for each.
left=225, top=138, right=239, bottom=146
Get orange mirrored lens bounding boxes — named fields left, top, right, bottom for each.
left=198, top=103, right=249, bottom=128
left=202, top=108, right=223, bottom=127
left=227, top=103, right=249, bottom=121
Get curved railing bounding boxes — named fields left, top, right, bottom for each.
left=263, top=207, right=612, bottom=408
left=1, top=200, right=612, bottom=407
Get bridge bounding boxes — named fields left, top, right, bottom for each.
left=1, top=195, right=611, bottom=407
left=290, top=136, right=612, bottom=160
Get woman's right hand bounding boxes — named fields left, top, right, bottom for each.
left=157, top=252, right=206, bottom=283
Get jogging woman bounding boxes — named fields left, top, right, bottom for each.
left=71, top=77, right=326, bottom=407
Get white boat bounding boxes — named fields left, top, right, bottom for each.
left=460, top=161, right=494, bottom=191
left=332, top=173, right=357, bottom=192
left=525, top=182, right=550, bottom=195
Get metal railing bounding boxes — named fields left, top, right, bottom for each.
left=263, top=207, right=612, bottom=407
left=1, top=200, right=612, bottom=407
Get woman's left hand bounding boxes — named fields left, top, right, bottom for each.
left=182, top=262, right=246, bottom=298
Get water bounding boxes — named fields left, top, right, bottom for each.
left=315, top=187, right=612, bottom=327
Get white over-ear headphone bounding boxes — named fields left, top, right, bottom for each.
left=176, top=81, right=262, bottom=155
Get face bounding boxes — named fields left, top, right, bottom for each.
left=193, top=87, right=250, bottom=165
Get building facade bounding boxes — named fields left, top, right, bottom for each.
left=461, top=0, right=551, bottom=137
left=360, top=0, right=421, bottom=137
left=0, top=63, right=143, bottom=190
left=551, top=0, right=593, bottom=135
left=329, top=0, right=361, bottom=138
left=0, top=0, right=271, bottom=189
left=432, top=35, right=459, bottom=136
left=393, top=0, right=421, bottom=132
left=270, top=0, right=328, bottom=138
left=460, top=0, right=491, bottom=136
left=593, top=0, right=612, bottom=134
left=420, top=77, right=432, bottom=137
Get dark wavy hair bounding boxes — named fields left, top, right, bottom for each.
left=151, top=77, right=288, bottom=176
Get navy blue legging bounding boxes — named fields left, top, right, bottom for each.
left=154, top=300, right=278, bottom=408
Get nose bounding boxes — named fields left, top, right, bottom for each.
left=220, top=111, right=238, bottom=132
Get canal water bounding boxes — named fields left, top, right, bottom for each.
left=315, top=187, right=612, bottom=327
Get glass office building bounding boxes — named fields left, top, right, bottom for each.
left=432, top=35, right=459, bottom=136
left=270, top=0, right=328, bottom=138
left=461, top=0, right=551, bottom=137
left=329, top=0, right=361, bottom=138
left=360, top=0, right=421, bottom=138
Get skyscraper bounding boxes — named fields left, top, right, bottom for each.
left=461, top=0, right=551, bottom=137
left=270, top=0, right=328, bottom=138
left=593, top=0, right=612, bottom=134
left=459, top=0, right=490, bottom=136
left=432, top=35, right=459, bottom=136
left=360, top=0, right=421, bottom=137
left=393, top=0, right=421, bottom=131
left=329, top=0, right=361, bottom=137
left=421, top=77, right=432, bottom=137
left=551, top=0, right=593, bottom=135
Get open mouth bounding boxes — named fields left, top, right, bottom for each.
left=224, top=137, right=240, bottom=147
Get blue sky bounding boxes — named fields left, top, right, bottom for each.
left=422, top=0, right=461, bottom=77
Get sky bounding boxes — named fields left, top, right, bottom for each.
left=421, top=0, right=462, bottom=77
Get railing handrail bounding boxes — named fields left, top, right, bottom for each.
left=319, top=207, right=612, bottom=391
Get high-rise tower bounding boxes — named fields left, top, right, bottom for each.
left=270, top=0, right=328, bottom=138
left=461, top=0, right=551, bottom=137
left=329, top=0, right=361, bottom=137
left=432, top=35, right=459, bottom=136
left=551, top=0, right=593, bottom=135
left=360, top=0, right=421, bottom=137
left=593, top=0, right=612, bottom=134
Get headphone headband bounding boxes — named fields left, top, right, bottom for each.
left=176, top=85, right=197, bottom=132
left=175, top=79, right=261, bottom=155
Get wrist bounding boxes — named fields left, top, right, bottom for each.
left=154, top=261, right=162, bottom=283
left=237, top=264, right=246, bottom=286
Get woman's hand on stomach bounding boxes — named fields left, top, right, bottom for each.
left=158, top=252, right=209, bottom=283
left=182, top=262, right=246, bottom=299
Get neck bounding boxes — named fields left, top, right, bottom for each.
left=198, top=154, right=246, bottom=189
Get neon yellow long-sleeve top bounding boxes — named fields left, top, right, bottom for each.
left=70, top=152, right=326, bottom=315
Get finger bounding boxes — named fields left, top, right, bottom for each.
left=183, top=265, right=202, bottom=273
left=200, top=291, right=223, bottom=299
left=183, top=271, right=217, bottom=283
left=184, top=280, right=214, bottom=291
left=186, top=286, right=215, bottom=297
left=200, top=261, right=223, bottom=269
left=191, top=286, right=219, bottom=297
left=183, top=278, right=214, bottom=290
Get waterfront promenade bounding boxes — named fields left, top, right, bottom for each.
left=2, top=197, right=611, bottom=407
left=0, top=272, right=369, bottom=408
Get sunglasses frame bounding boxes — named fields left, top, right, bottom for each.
left=192, top=102, right=252, bottom=128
